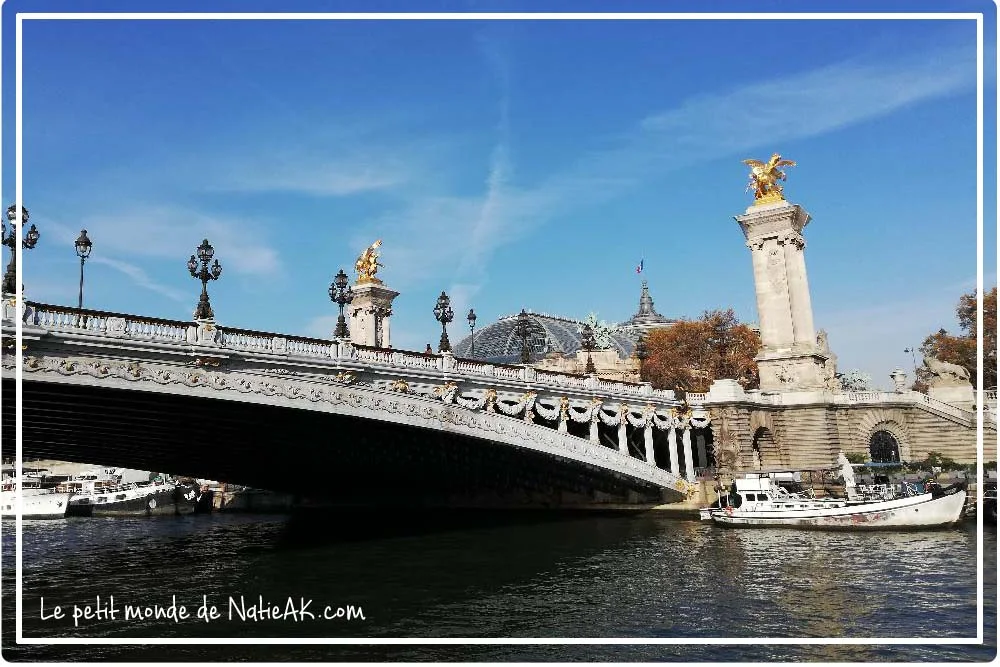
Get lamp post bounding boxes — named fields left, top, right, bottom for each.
left=74, top=229, right=93, bottom=309
left=2, top=204, right=39, bottom=296
left=433, top=291, right=454, bottom=352
left=635, top=331, right=649, bottom=381
left=516, top=308, right=532, bottom=364
left=904, top=347, right=919, bottom=377
left=187, top=239, right=223, bottom=321
left=328, top=268, right=354, bottom=339
left=467, top=308, right=477, bottom=357
left=581, top=322, right=596, bottom=374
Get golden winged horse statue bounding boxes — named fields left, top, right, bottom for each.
left=355, top=239, right=384, bottom=284
left=743, top=153, right=796, bottom=204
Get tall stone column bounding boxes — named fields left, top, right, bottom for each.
left=736, top=201, right=830, bottom=391
left=780, top=231, right=816, bottom=350
left=349, top=283, right=400, bottom=348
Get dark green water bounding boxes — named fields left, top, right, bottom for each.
left=1, top=511, right=995, bottom=662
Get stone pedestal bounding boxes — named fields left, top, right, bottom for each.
left=928, top=384, right=975, bottom=411
left=707, top=378, right=746, bottom=402
left=186, top=319, right=223, bottom=346
left=349, top=282, right=400, bottom=348
left=736, top=200, right=830, bottom=391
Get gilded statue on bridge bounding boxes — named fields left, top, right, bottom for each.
left=355, top=239, right=384, bottom=284
left=743, top=153, right=796, bottom=205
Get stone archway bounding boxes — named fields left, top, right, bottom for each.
left=869, top=429, right=901, bottom=463
left=854, top=409, right=911, bottom=462
left=751, top=427, right=778, bottom=469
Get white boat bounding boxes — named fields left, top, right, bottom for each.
left=703, top=453, right=968, bottom=530
left=0, top=469, right=72, bottom=519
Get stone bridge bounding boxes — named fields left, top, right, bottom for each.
left=1, top=302, right=713, bottom=507
left=2, top=301, right=994, bottom=507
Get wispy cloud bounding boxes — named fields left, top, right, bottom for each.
left=89, top=256, right=188, bottom=302
left=209, top=150, right=411, bottom=197
left=31, top=206, right=282, bottom=301
left=351, top=42, right=976, bottom=302
left=71, top=206, right=281, bottom=277
left=639, top=46, right=973, bottom=156
left=446, top=35, right=515, bottom=315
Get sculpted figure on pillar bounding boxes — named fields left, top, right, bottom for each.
left=355, top=239, right=384, bottom=284
left=743, top=153, right=797, bottom=205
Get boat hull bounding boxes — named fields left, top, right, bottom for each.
left=67, top=484, right=199, bottom=517
left=710, top=490, right=967, bottom=530
left=0, top=490, right=72, bottom=519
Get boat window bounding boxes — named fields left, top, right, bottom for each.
left=745, top=493, right=756, bottom=501
left=731, top=493, right=743, bottom=508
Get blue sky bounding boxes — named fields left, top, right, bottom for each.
left=2, top=2, right=996, bottom=389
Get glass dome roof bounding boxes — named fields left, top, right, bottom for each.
left=453, top=312, right=637, bottom=364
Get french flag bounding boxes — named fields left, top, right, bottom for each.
left=636, top=258, right=644, bottom=274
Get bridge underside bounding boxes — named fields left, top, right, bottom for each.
left=2, top=380, right=667, bottom=508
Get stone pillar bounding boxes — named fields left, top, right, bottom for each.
left=667, top=428, right=680, bottom=477
left=683, top=429, right=696, bottom=481
left=644, top=426, right=656, bottom=466
left=696, top=433, right=707, bottom=468
left=780, top=231, right=816, bottom=350
left=735, top=201, right=829, bottom=391
left=348, top=282, right=400, bottom=348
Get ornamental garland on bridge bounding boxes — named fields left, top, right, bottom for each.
left=428, top=381, right=711, bottom=436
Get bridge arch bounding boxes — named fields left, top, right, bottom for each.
left=4, top=352, right=688, bottom=506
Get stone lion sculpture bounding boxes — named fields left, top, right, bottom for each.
left=923, top=355, right=972, bottom=386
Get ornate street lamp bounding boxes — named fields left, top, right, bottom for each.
left=516, top=308, right=532, bottom=364
left=581, top=322, right=596, bottom=374
left=433, top=291, right=454, bottom=352
left=904, top=347, right=919, bottom=377
left=467, top=308, right=477, bottom=357
left=328, top=268, right=354, bottom=339
left=2, top=204, right=39, bottom=296
left=187, top=238, right=223, bottom=321
left=74, top=229, right=93, bottom=309
left=635, top=331, right=649, bottom=381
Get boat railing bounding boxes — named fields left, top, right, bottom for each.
left=856, top=483, right=896, bottom=501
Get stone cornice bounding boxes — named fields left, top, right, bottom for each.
left=735, top=202, right=811, bottom=242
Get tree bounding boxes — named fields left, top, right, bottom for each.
left=642, top=309, right=761, bottom=392
left=917, top=286, right=996, bottom=390
left=838, top=369, right=873, bottom=392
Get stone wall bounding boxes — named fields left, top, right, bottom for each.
left=711, top=399, right=993, bottom=471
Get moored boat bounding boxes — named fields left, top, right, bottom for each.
left=0, top=469, right=72, bottom=519
left=59, top=470, right=198, bottom=517
left=703, top=453, right=967, bottom=530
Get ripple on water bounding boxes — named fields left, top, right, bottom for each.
left=1, top=514, right=994, bottom=661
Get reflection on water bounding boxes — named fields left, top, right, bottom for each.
left=1, top=512, right=995, bottom=662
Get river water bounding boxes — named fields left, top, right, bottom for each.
left=1, top=511, right=995, bottom=662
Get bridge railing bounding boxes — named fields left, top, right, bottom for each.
left=19, top=302, right=981, bottom=421
left=7, top=302, right=710, bottom=409
left=25, top=302, right=190, bottom=343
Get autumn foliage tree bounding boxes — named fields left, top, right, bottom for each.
left=641, top=309, right=761, bottom=392
left=917, top=286, right=996, bottom=390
